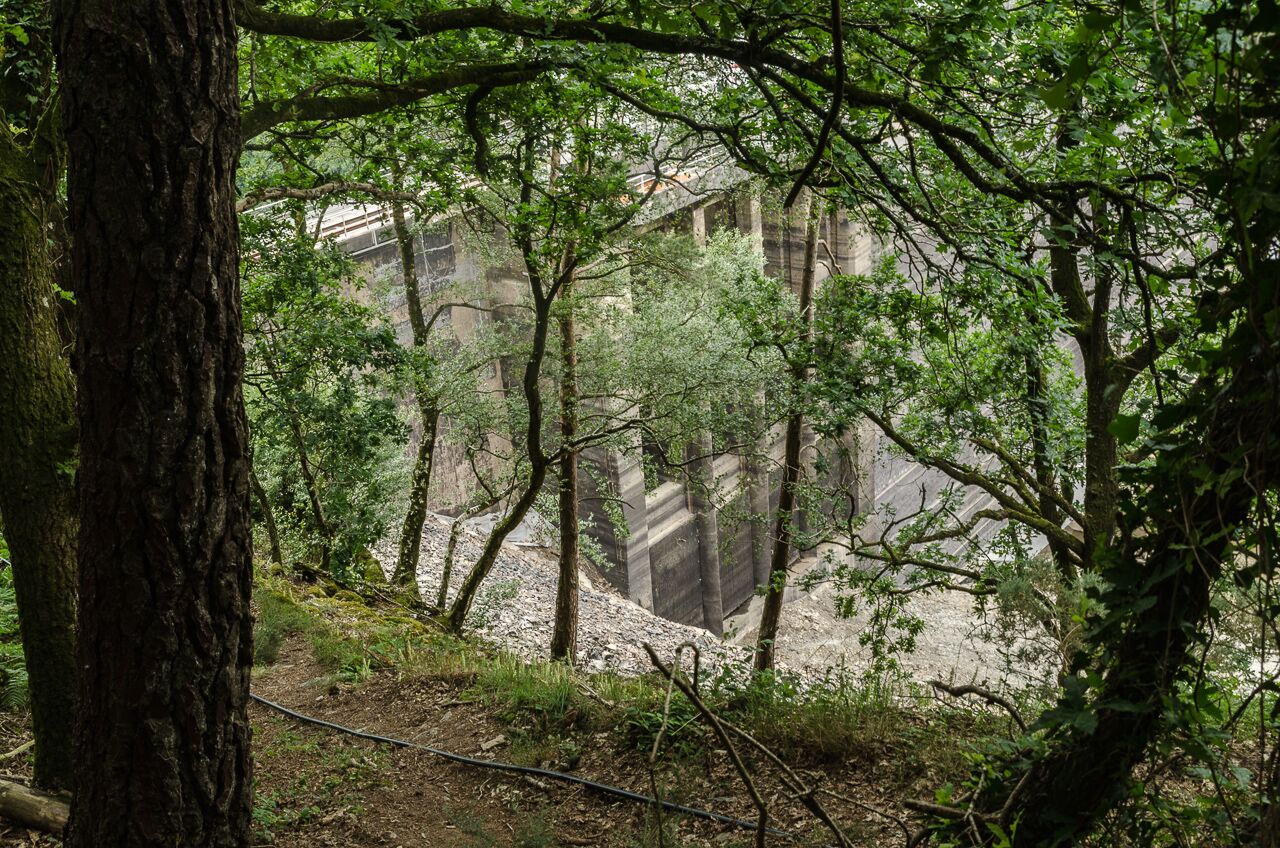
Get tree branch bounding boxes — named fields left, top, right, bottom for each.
left=240, top=63, right=552, bottom=142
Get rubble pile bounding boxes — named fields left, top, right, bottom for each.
left=376, top=515, right=750, bottom=677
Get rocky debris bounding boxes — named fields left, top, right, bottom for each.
left=375, top=516, right=1053, bottom=692
left=374, top=514, right=751, bottom=678
left=726, top=550, right=1058, bottom=691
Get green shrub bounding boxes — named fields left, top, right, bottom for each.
left=621, top=691, right=704, bottom=758
left=717, top=667, right=910, bottom=763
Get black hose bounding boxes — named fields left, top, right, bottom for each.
left=250, top=692, right=792, bottom=838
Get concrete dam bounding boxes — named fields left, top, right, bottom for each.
left=321, top=176, right=944, bottom=633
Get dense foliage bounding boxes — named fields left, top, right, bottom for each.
left=0, top=0, right=1275, bottom=841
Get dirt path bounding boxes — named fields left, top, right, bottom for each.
left=244, top=637, right=918, bottom=848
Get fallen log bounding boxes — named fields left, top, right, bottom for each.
left=0, top=777, right=68, bottom=834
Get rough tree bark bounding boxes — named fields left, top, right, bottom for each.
left=754, top=195, right=818, bottom=673
left=550, top=262, right=580, bottom=662
left=56, top=0, right=255, bottom=844
left=1046, top=125, right=1123, bottom=574
left=391, top=189, right=440, bottom=594
left=989, top=380, right=1270, bottom=845
left=963, top=178, right=1280, bottom=842
left=0, top=116, right=77, bottom=791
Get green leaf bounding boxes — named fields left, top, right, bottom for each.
left=1109, top=413, right=1142, bottom=444
left=1039, top=80, right=1072, bottom=110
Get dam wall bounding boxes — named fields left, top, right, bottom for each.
left=325, top=179, right=882, bottom=630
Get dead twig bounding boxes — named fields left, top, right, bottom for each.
left=644, top=645, right=855, bottom=847
left=0, top=741, right=32, bottom=762
left=816, top=788, right=912, bottom=844
left=645, top=643, right=771, bottom=848
left=902, top=799, right=980, bottom=821
left=646, top=643, right=686, bottom=847
left=928, top=680, right=1027, bottom=733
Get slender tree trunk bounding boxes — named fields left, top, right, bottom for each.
left=283, top=409, right=333, bottom=572
left=1024, top=353, right=1071, bottom=578
left=249, top=465, right=283, bottom=566
left=57, top=0, right=255, bottom=843
left=434, top=491, right=503, bottom=610
left=260, top=351, right=334, bottom=573
left=390, top=187, right=440, bottom=593
left=0, top=132, right=77, bottom=792
left=689, top=431, right=724, bottom=636
left=754, top=195, right=819, bottom=673
left=551, top=270, right=580, bottom=662
left=396, top=411, right=438, bottom=585
left=1047, top=125, right=1122, bottom=575
left=436, top=514, right=465, bottom=611
left=446, top=298, right=553, bottom=631
left=1081, top=355, right=1122, bottom=568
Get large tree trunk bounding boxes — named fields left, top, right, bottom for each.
left=56, top=0, right=255, bottom=844
left=391, top=191, right=439, bottom=594
left=550, top=271, right=580, bottom=663
left=754, top=195, right=818, bottom=673
left=980, top=260, right=1280, bottom=844
left=0, top=131, right=78, bottom=792
left=996, top=415, right=1263, bottom=845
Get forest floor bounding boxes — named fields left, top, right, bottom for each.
left=0, top=578, right=1016, bottom=847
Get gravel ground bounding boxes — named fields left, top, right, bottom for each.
left=375, top=514, right=751, bottom=678
left=376, top=515, right=1054, bottom=691
left=726, top=555, right=1058, bottom=692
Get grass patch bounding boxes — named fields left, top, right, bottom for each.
left=471, top=654, right=584, bottom=731
left=513, top=810, right=556, bottom=848
left=717, top=667, right=911, bottom=764
left=445, top=805, right=497, bottom=847
left=255, top=571, right=989, bottom=790
left=253, top=589, right=315, bottom=665
left=253, top=576, right=431, bottom=682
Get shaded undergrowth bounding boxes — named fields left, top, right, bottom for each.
left=252, top=574, right=996, bottom=782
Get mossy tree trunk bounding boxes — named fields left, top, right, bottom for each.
left=249, top=465, right=284, bottom=566
left=0, top=121, right=78, bottom=793
left=445, top=136, right=566, bottom=634
left=446, top=294, right=553, bottom=631
left=551, top=264, right=579, bottom=662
